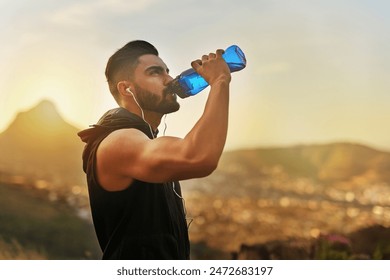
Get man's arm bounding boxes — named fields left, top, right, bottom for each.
left=97, top=49, right=231, bottom=190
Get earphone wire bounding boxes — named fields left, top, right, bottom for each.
left=130, top=89, right=155, bottom=139
left=163, top=114, right=168, bottom=136
left=172, top=181, right=193, bottom=228
left=130, top=89, right=192, bottom=227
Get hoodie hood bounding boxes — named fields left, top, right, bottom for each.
left=77, top=107, right=155, bottom=173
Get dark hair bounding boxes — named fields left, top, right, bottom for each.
left=105, top=40, right=159, bottom=103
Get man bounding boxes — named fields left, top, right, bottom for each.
left=78, top=40, right=231, bottom=259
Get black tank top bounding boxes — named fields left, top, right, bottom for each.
left=78, top=108, right=190, bottom=259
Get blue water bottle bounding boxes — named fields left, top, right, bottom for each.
left=172, top=45, right=247, bottom=98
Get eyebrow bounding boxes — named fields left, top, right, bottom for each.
left=145, top=65, right=170, bottom=74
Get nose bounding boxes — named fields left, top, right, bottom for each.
left=164, top=73, right=174, bottom=85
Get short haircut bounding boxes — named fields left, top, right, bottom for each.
left=105, top=40, right=159, bottom=104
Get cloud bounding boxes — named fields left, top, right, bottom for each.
left=257, top=62, right=292, bottom=75
left=99, top=0, right=157, bottom=14
left=48, top=0, right=157, bottom=26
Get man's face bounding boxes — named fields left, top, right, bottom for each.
left=131, top=54, right=180, bottom=114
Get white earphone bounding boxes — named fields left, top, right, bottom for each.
left=126, top=87, right=134, bottom=94
left=126, top=87, right=140, bottom=110
left=126, top=87, right=155, bottom=139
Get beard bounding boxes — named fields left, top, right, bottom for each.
left=133, top=84, right=180, bottom=114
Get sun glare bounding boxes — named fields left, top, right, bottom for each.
left=1, top=54, right=106, bottom=131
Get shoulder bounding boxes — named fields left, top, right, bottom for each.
left=98, top=128, right=149, bottom=158
left=95, top=128, right=150, bottom=191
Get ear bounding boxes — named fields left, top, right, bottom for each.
left=117, top=81, right=134, bottom=98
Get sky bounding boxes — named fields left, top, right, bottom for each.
left=1, top=0, right=389, bottom=151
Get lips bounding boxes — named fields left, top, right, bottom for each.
left=168, top=92, right=177, bottom=101
left=164, top=79, right=183, bottom=97
left=163, top=85, right=176, bottom=98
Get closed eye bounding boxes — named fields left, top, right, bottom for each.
left=146, top=66, right=169, bottom=75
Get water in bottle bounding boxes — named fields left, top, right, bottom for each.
left=171, top=45, right=247, bottom=98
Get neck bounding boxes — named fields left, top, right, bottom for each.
left=143, top=110, right=163, bottom=131
left=122, top=101, right=163, bottom=131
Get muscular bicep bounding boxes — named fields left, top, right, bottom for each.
left=97, top=128, right=215, bottom=189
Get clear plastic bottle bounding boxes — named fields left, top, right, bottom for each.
left=171, top=45, right=247, bottom=98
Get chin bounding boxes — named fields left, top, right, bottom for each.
left=167, top=102, right=180, bottom=114
left=156, top=101, right=180, bottom=114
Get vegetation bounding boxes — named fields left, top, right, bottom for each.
left=0, top=237, right=46, bottom=260
left=0, top=183, right=100, bottom=260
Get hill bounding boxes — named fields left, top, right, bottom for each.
left=0, top=181, right=100, bottom=259
left=182, top=142, right=390, bottom=198
left=1, top=100, right=390, bottom=258
left=2, top=100, right=390, bottom=190
left=220, top=142, right=390, bottom=183
left=0, top=100, right=85, bottom=187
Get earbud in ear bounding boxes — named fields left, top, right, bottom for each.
left=126, top=87, right=138, bottom=102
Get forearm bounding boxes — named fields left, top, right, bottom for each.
left=184, top=80, right=230, bottom=168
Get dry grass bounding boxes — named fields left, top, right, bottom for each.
left=0, top=237, right=47, bottom=260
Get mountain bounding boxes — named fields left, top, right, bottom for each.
left=1, top=100, right=390, bottom=258
left=182, top=142, right=390, bottom=199
left=0, top=100, right=85, bottom=186
left=1, top=99, right=390, bottom=193
left=218, top=143, right=390, bottom=183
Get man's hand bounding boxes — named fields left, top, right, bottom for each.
left=191, top=49, right=231, bottom=86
